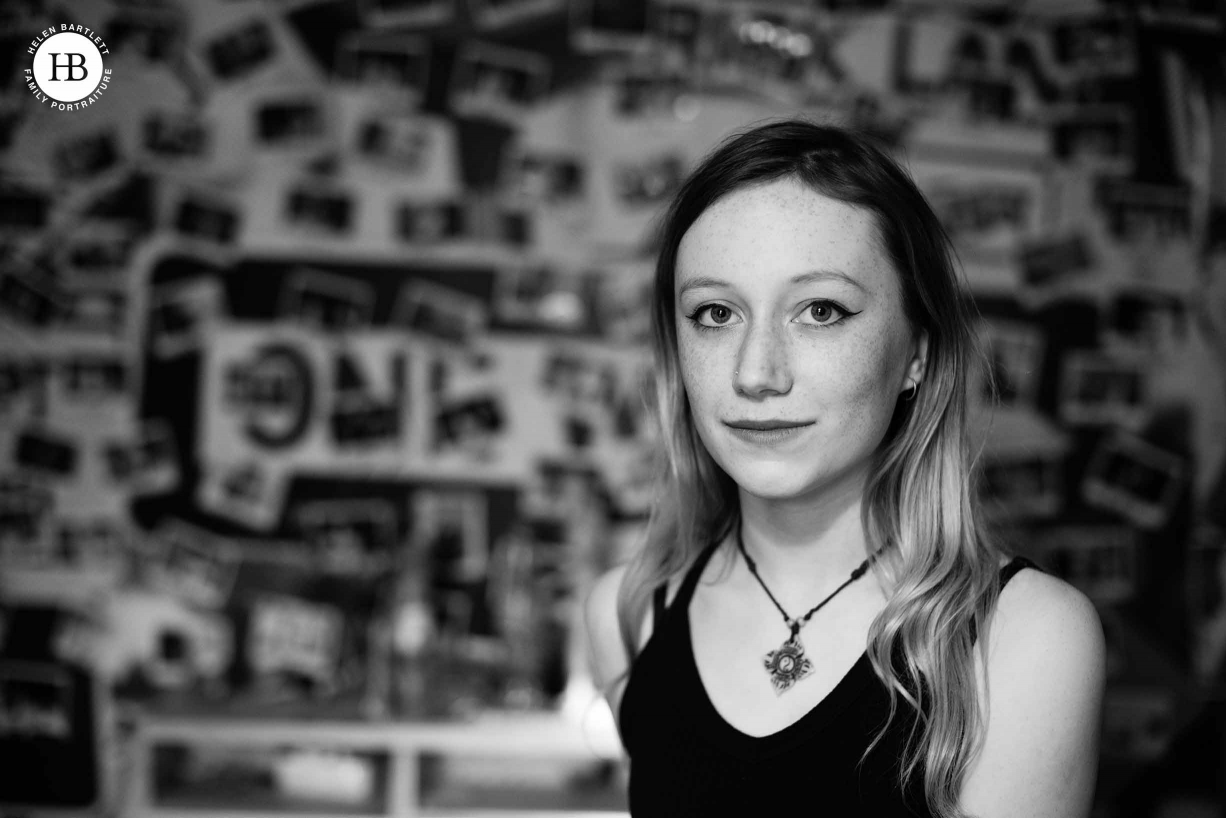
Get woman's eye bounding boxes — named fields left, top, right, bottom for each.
left=800, top=300, right=848, bottom=326
left=692, top=304, right=739, bottom=327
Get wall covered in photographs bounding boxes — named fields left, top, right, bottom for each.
left=1, top=0, right=1225, bottom=815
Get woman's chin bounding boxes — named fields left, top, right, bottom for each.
left=719, top=458, right=865, bottom=506
left=722, top=467, right=823, bottom=503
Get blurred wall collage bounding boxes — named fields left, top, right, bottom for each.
left=2, top=0, right=1225, bottom=816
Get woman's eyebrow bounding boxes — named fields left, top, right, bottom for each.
left=789, top=269, right=867, bottom=292
left=677, top=269, right=866, bottom=297
left=676, top=275, right=731, bottom=297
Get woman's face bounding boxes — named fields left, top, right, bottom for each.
left=674, top=177, right=927, bottom=504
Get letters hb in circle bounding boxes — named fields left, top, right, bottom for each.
left=47, top=53, right=89, bottom=81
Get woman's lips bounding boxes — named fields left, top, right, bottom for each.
left=723, top=421, right=813, bottom=445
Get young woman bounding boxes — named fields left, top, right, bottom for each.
left=584, top=120, right=1105, bottom=817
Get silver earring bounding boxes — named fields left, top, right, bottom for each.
left=903, top=383, right=918, bottom=401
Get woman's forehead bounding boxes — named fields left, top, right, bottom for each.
left=674, top=179, right=897, bottom=298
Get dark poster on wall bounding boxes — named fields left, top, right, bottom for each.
left=0, top=606, right=103, bottom=811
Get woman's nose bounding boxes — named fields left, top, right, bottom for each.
left=734, top=323, right=792, bottom=397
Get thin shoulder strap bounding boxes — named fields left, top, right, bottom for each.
left=650, top=584, right=668, bottom=632
left=999, top=555, right=1040, bottom=590
left=970, top=556, right=1042, bottom=645
left=649, top=541, right=722, bottom=632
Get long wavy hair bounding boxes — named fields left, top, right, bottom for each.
left=616, top=119, right=1001, bottom=818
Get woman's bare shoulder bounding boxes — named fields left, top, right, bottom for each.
left=991, top=564, right=1104, bottom=659
left=962, top=564, right=1106, bottom=816
left=584, top=561, right=687, bottom=694
left=583, top=565, right=631, bottom=693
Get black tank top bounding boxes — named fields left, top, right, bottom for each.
left=619, top=547, right=1038, bottom=817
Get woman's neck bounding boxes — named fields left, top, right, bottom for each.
left=735, top=480, right=872, bottom=603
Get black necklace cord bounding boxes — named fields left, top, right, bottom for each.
left=735, top=518, right=876, bottom=637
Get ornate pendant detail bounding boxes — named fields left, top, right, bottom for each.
left=763, top=633, right=814, bottom=695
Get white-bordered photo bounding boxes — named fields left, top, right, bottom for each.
left=147, top=520, right=241, bottom=609
left=1102, top=688, right=1175, bottom=762
left=909, top=152, right=1048, bottom=266
left=52, top=517, right=126, bottom=573
left=697, top=4, right=822, bottom=101
left=360, top=0, right=457, bottom=29
left=0, top=270, right=62, bottom=328
left=391, top=279, right=488, bottom=346
left=278, top=267, right=376, bottom=330
left=60, top=289, right=128, bottom=337
left=519, top=458, right=599, bottom=521
left=282, top=183, right=357, bottom=236
left=493, top=264, right=588, bottom=330
left=197, top=459, right=289, bottom=531
left=496, top=207, right=532, bottom=248
left=1046, top=10, right=1136, bottom=78
left=0, top=182, right=51, bottom=235
left=449, top=42, right=550, bottom=122
left=175, top=193, right=242, bottom=245
left=1052, top=105, right=1133, bottom=171
left=1059, top=351, right=1146, bottom=427
left=57, top=354, right=127, bottom=401
left=1082, top=432, right=1185, bottom=530
left=540, top=346, right=617, bottom=405
left=0, top=663, right=74, bottom=739
left=0, top=355, right=50, bottom=419
left=1035, top=524, right=1138, bottom=604
left=610, top=68, right=690, bottom=119
left=149, top=277, right=225, bottom=360
left=393, top=199, right=469, bottom=244
left=1095, top=177, right=1192, bottom=242
left=355, top=115, right=434, bottom=172
left=335, top=31, right=431, bottom=103
left=253, top=95, right=327, bottom=148
left=978, top=318, right=1045, bottom=407
left=106, top=2, right=187, bottom=63
left=292, top=498, right=398, bottom=574
left=142, top=109, right=211, bottom=161
left=651, top=1, right=706, bottom=71
left=469, top=0, right=566, bottom=32
left=570, top=0, right=653, bottom=53
left=1103, top=289, right=1188, bottom=354
left=14, top=426, right=80, bottom=478
left=59, top=226, right=138, bottom=289
left=248, top=593, right=345, bottom=689
left=104, top=419, right=181, bottom=497
left=980, top=453, right=1063, bottom=520
left=52, top=129, right=121, bottom=180
left=513, top=151, right=586, bottom=203
left=431, top=392, right=507, bottom=462
left=1016, top=233, right=1094, bottom=289
left=202, top=18, right=277, bottom=81
left=0, top=475, right=53, bottom=562
left=412, top=487, right=490, bottom=586
left=612, top=152, right=686, bottom=209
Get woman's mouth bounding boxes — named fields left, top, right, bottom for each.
left=723, top=420, right=814, bottom=445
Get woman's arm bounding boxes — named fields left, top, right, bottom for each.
left=960, top=569, right=1107, bottom=818
left=583, top=565, right=633, bottom=721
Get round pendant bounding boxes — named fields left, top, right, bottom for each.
left=763, top=636, right=814, bottom=695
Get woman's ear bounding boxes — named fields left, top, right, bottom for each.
left=905, top=328, right=929, bottom=391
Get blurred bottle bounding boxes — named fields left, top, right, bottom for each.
left=390, top=546, right=434, bottom=718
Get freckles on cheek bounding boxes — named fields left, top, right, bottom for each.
left=678, top=340, right=706, bottom=393
left=841, top=333, right=901, bottom=416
